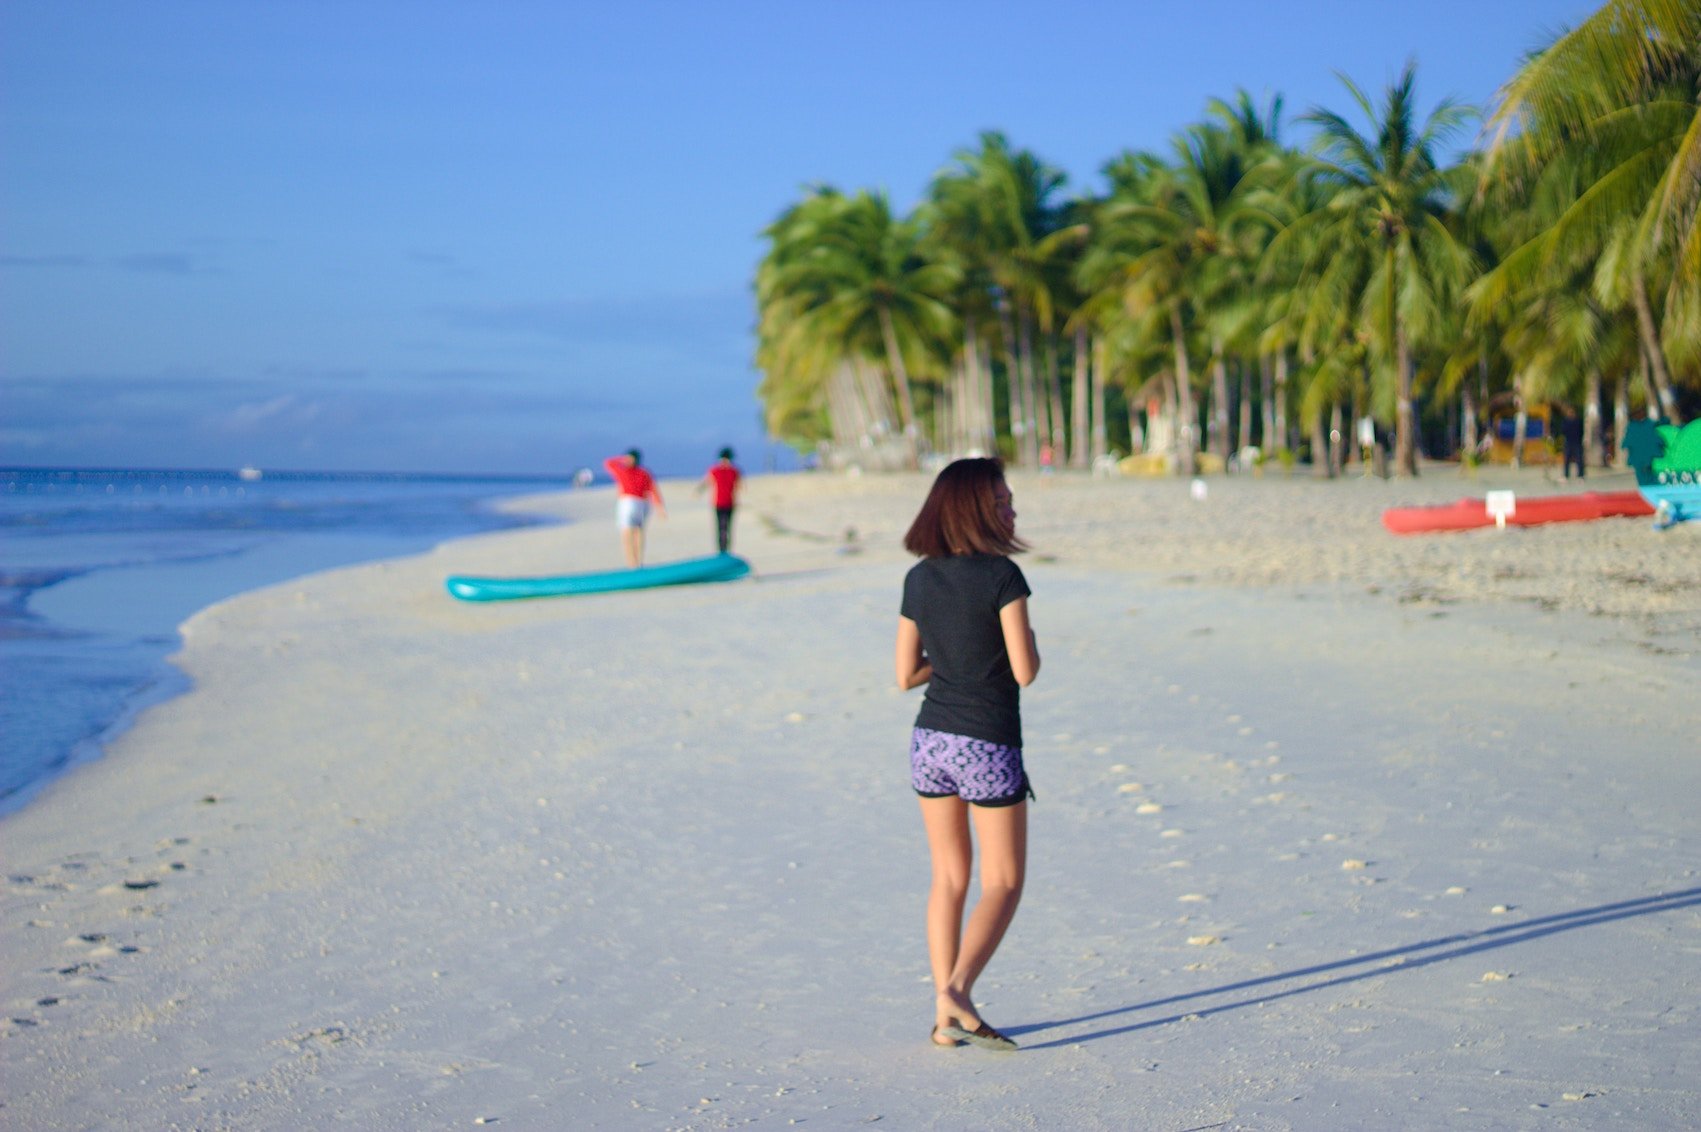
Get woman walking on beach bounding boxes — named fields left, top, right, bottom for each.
left=895, top=457, right=1040, bottom=1052
left=604, top=449, right=666, bottom=567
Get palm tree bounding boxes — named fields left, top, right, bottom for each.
left=1275, top=63, right=1477, bottom=475
left=1482, top=0, right=1700, bottom=422
left=1085, top=117, right=1282, bottom=473
left=927, top=133, right=1073, bottom=466
left=757, top=189, right=866, bottom=451
left=1082, top=150, right=1197, bottom=472
left=920, top=170, right=1004, bottom=457
left=759, top=188, right=959, bottom=465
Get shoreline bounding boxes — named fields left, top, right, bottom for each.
left=0, top=476, right=576, bottom=818
left=2, top=469, right=1695, bottom=1129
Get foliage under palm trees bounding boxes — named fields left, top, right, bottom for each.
left=754, top=1, right=1700, bottom=475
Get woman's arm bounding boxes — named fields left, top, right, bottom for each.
left=1000, top=596, right=1040, bottom=686
left=894, top=616, right=932, bottom=690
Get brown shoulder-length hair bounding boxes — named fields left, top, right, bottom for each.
left=903, top=457, right=1028, bottom=558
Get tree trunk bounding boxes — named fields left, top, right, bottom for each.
left=1613, top=369, right=1630, bottom=467
left=1631, top=271, right=1684, bottom=423
left=1170, top=306, right=1198, bottom=476
left=855, top=361, right=881, bottom=443
left=1584, top=367, right=1605, bottom=469
left=876, top=304, right=921, bottom=467
left=1070, top=325, right=1090, bottom=468
left=1017, top=308, right=1041, bottom=467
left=1239, top=360, right=1255, bottom=463
left=1162, top=370, right=1178, bottom=456
left=938, top=369, right=955, bottom=454
left=1274, top=351, right=1290, bottom=455
left=1046, top=332, right=1067, bottom=462
left=1259, top=354, right=1274, bottom=455
left=825, top=366, right=852, bottom=451
left=1209, top=340, right=1231, bottom=464
left=1092, top=333, right=1109, bottom=465
left=963, top=316, right=993, bottom=456
left=831, top=362, right=873, bottom=456
left=835, top=362, right=867, bottom=445
left=1512, top=381, right=1528, bottom=469
left=1328, top=402, right=1345, bottom=477
left=1353, top=398, right=1367, bottom=474
left=1394, top=326, right=1419, bottom=476
left=1462, top=351, right=1485, bottom=459
left=1461, top=385, right=1478, bottom=465
left=852, top=356, right=897, bottom=450
left=1311, top=412, right=1332, bottom=478
left=995, top=299, right=1020, bottom=461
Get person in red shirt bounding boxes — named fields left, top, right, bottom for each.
left=696, top=447, right=742, bottom=554
left=603, top=448, right=666, bottom=567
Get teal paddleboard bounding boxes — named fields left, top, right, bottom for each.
left=445, top=553, right=751, bottom=602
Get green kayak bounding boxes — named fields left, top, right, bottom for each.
left=446, top=553, right=751, bottom=602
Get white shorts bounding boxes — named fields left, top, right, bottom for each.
left=616, top=496, right=650, bottom=528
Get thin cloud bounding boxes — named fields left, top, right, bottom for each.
left=407, top=250, right=477, bottom=280
left=429, top=290, right=751, bottom=347
left=0, top=254, right=93, bottom=268
left=221, top=394, right=324, bottom=431
left=113, top=252, right=199, bottom=275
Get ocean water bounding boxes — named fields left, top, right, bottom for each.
left=0, top=468, right=566, bottom=815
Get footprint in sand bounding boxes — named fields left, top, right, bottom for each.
left=98, top=878, right=160, bottom=894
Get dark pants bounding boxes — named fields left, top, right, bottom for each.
left=1564, top=442, right=1585, bottom=479
left=715, top=506, right=734, bottom=553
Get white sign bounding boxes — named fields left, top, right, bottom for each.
left=1485, top=490, right=1516, bottom=530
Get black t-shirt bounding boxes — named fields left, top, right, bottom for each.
left=901, top=554, right=1031, bottom=748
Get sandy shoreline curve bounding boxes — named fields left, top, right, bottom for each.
left=3, top=469, right=1696, bottom=1129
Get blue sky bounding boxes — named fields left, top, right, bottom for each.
left=2, top=0, right=1597, bottom=476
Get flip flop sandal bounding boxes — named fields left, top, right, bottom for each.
left=938, top=1021, right=1018, bottom=1052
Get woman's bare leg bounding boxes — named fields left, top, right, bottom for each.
left=918, top=796, right=972, bottom=1042
left=937, top=800, right=1026, bottom=1032
left=920, top=797, right=1027, bottom=1036
left=620, top=525, right=644, bottom=567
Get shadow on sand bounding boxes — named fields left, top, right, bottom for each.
left=1011, top=887, right=1701, bottom=1050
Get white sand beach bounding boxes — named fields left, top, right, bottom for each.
left=3, top=468, right=1697, bottom=1130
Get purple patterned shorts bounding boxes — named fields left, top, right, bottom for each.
left=910, top=727, right=1030, bottom=807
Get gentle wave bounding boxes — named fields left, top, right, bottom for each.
left=0, top=468, right=568, bottom=814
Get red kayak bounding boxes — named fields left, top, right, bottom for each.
left=1382, top=490, right=1654, bottom=534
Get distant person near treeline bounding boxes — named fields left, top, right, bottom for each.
left=604, top=449, right=666, bottom=567
left=697, top=447, right=742, bottom=554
